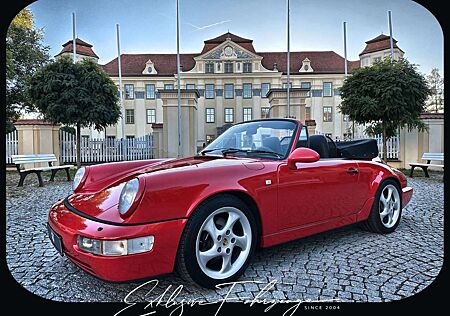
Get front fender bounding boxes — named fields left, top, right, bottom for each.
left=78, top=159, right=169, bottom=193
left=125, top=163, right=278, bottom=236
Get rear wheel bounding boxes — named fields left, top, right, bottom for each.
left=364, top=179, right=402, bottom=234
left=176, top=195, right=257, bottom=288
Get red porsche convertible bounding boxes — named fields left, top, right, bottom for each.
left=48, top=118, right=413, bottom=288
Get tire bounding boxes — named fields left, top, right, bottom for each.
left=176, top=194, right=257, bottom=288
left=364, top=179, right=402, bottom=234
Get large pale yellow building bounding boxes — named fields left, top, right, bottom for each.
left=57, top=32, right=404, bottom=148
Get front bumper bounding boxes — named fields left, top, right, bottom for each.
left=401, top=186, right=413, bottom=208
left=48, top=200, right=187, bottom=282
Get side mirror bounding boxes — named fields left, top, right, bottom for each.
left=287, top=147, right=320, bottom=169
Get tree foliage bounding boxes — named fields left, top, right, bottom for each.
left=426, top=68, right=444, bottom=113
left=28, top=56, right=121, bottom=167
left=6, top=8, right=50, bottom=130
left=339, top=58, right=430, bottom=161
left=28, top=56, right=121, bottom=129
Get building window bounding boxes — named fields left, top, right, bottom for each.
left=124, top=84, right=134, bottom=99
left=261, top=107, right=270, bottom=119
left=243, top=108, right=252, bottom=121
left=301, top=82, right=311, bottom=97
left=323, top=82, right=332, bottom=97
left=164, top=83, right=174, bottom=90
left=125, top=109, right=135, bottom=124
left=205, top=84, right=215, bottom=99
left=374, top=57, right=381, bottom=63
left=224, top=84, right=234, bottom=99
left=334, top=88, right=341, bottom=96
left=323, top=106, right=332, bottom=122
left=186, top=84, right=195, bottom=90
left=243, top=83, right=252, bottom=99
left=206, top=135, right=215, bottom=144
left=243, top=62, right=252, bottom=73
left=261, top=83, right=270, bottom=98
left=205, top=63, right=214, bottom=73
left=224, top=108, right=234, bottom=123
left=305, top=107, right=311, bottom=120
left=145, top=84, right=155, bottom=99
left=146, top=109, right=156, bottom=124
left=282, top=82, right=292, bottom=89
left=206, top=108, right=215, bottom=123
left=224, top=62, right=233, bottom=73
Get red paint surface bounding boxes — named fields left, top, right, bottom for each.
left=49, top=120, right=413, bottom=281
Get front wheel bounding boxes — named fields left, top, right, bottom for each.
left=176, top=195, right=257, bottom=288
left=364, top=179, right=402, bottom=234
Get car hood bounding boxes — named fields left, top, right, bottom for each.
left=66, top=156, right=266, bottom=223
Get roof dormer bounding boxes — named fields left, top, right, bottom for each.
left=142, top=59, right=158, bottom=75
left=299, top=57, right=313, bottom=72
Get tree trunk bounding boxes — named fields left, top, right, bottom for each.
left=382, top=125, right=388, bottom=163
left=76, top=122, right=81, bottom=169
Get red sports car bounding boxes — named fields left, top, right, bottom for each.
left=48, top=119, right=413, bottom=288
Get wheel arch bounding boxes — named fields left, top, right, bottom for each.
left=191, top=190, right=263, bottom=248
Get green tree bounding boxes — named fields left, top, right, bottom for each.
left=6, top=8, right=50, bottom=131
left=28, top=56, right=121, bottom=168
left=426, top=68, right=444, bottom=113
left=339, top=58, right=430, bottom=162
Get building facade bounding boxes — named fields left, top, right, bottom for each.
left=57, top=32, right=404, bottom=148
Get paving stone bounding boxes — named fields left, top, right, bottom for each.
left=6, top=171, right=443, bottom=302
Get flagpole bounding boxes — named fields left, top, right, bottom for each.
left=343, top=21, right=354, bottom=138
left=116, top=24, right=126, bottom=144
left=388, top=10, right=394, bottom=61
left=286, top=0, right=291, bottom=118
left=176, top=0, right=182, bottom=157
left=72, top=12, right=76, bottom=62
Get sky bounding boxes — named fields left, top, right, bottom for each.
left=27, top=0, right=443, bottom=75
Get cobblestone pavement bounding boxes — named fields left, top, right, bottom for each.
left=6, top=170, right=443, bottom=303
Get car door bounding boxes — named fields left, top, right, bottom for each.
left=277, top=158, right=363, bottom=230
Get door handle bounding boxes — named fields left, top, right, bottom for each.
left=347, top=168, right=359, bottom=174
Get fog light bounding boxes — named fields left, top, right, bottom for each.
left=77, top=236, right=154, bottom=256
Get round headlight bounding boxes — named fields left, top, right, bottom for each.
left=118, top=178, right=140, bottom=215
left=72, top=167, right=86, bottom=191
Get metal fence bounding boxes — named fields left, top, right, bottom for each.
left=59, top=131, right=154, bottom=163
left=6, top=130, right=18, bottom=164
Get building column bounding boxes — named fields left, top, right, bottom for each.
left=268, top=88, right=308, bottom=120
left=160, top=90, right=199, bottom=158
left=14, top=120, right=61, bottom=167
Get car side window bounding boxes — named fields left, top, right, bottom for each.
left=296, top=125, right=309, bottom=148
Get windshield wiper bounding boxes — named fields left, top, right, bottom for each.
left=200, top=147, right=238, bottom=155
left=222, top=148, right=283, bottom=158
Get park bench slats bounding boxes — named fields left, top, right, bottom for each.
left=409, top=152, right=444, bottom=177
left=11, top=154, right=74, bottom=187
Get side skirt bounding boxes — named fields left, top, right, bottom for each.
left=260, top=197, right=375, bottom=248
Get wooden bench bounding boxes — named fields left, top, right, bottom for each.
left=409, top=152, right=444, bottom=177
left=11, top=154, right=74, bottom=187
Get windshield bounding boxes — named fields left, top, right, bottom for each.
left=201, top=120, right=298, bottom=159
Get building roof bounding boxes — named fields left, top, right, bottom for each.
left=102, top=53, right=200, bottom=76
left=56, top=38, right=99, bottom=59
left=359, top=34, right=403, bottom=56
left=101, top=32, right=360, bottom=76
left=201, top=32, right=256, bottom=54
left=259, top=51, right=360, bottom=74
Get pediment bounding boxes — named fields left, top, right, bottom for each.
left=197, top=41, right=260, bottom=61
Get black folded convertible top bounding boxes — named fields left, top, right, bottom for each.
left=335, top=139, right=379, bottom=159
